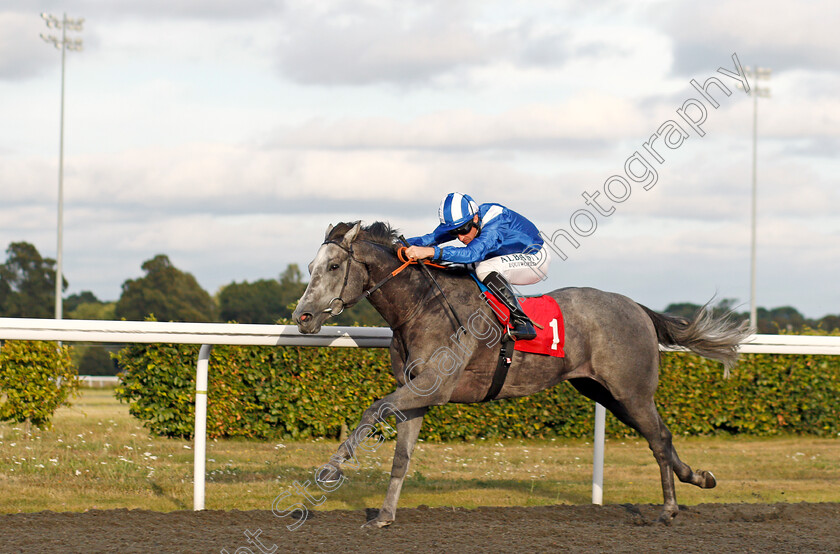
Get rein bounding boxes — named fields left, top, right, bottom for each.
left=319, top=240, right=446, bottom=317
left=397, top=234, right=466, bottom=332
left=356, top=246, right=448, bottom=302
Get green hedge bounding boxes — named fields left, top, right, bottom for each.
left=114, top=330, right=840, bottom=441
left=114, top=342, right=394, bottom=440
left=0, top=340, right=78, bottom=429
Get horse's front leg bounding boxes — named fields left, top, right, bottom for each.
left=316, top=370, right=453, bottom=509
left=363, top=407, right=428, bottom=528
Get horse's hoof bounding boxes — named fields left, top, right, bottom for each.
left=362, top=518, right=393, bottom=529
left=316, top=464, right=343, bottom=484
left=656, top=512, right=675, bottom=525
left=700, top=470, right=717, bottom=489
left=656, top=504, right=679, bottom=525
left=362, top=507, right=393, bottom=529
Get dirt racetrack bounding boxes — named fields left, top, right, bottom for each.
left=1, top=502, right=839, bottom=553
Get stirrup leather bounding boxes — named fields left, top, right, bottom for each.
left=482, top=271, right=536, bottom=341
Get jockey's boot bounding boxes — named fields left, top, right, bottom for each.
left=482, top=271, right=537, bottom=341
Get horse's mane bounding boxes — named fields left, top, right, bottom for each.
left=327, top=220, right=475, bottom=281
left=326, top=221, right=401, bottom=252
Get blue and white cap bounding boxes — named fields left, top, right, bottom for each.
left=437, top=192, right=479, bottom=232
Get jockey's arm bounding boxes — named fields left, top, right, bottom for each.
left=405, top=245, right=436, bottom=260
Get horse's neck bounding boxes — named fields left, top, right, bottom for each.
left=360, top=243, right=441, bottom=329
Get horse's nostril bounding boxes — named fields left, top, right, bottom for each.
left=300, top=313, right=313, bottom=323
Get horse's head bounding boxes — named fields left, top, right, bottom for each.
left=293, top=221, right=369, bottom=334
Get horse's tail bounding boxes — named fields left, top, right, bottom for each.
left=637, top=302, right=750, bottom=375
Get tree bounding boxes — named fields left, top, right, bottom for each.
left=817, top=314, right=840, bottom=332
left=115, top=254, right=218, bottom=322
left=662, top=302, right=701, bottom=320
left=66, top=290, right=116, bottom=320
left=219, top=264, right=308, bottom=324
left=663, top=299, right=741, bottom=322
left=219, top=279, right=289, bottom=324
left=75, top=345, right=118, bottom=376
left=664, top=298, right=840, bottom=334
left=68, top=301, right=116, bottom=320
left=280, top=264, right=304, bottom=288
left=218, top=262, right=385, bottom=326
left=65, top=290, right=116, bottom=320
left=0, top=242, right=66, bottom=318
left=763, top=306, right=806, bottom=333
left=65, top=290, right=100, bottom=314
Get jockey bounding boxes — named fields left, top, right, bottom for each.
left=405, top=192, right=551, bottom=341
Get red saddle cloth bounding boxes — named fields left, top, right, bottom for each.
left=482, top=292, right=565, bottom=357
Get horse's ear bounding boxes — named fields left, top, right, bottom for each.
left=324, top=223, right=334, bottom=241
left=342, top=221, right=362, bottom=246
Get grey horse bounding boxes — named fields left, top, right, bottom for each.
left=292, top=221, right=749, bottom=527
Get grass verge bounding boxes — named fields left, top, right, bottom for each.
left=0, top=388, right=838, bottom=513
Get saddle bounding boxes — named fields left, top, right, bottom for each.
left=470, top=275, right=565, bottom=358
left=470, top=275, right=565, bottom=402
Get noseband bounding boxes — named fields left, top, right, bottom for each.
left=315, top=238, right=464, bottom=332
left=319, top=240, right=368, bottom=317
left=316, top=239, right=426, bottom=317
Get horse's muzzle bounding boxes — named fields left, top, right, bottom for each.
left=293, top=310, right=322, bottom=334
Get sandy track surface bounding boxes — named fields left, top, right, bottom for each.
left=2, top=502, right=838, bottom=553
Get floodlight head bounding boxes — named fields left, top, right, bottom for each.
left=41, top=12, right=61, bottom=28
left=40, top=33, right=61, bottom=49
left=66, top=18, right=85, bottom=31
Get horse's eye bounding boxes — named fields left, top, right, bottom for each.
left=329, top=263, right=340, bottom=271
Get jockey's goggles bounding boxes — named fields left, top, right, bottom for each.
left=450, top=220, right=477, bottom=237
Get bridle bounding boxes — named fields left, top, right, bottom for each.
left=316, top=237, right=465, bottom=332
left=318, top=239, right=416, bottom=317
left=318, top=240, right=369, bottom=317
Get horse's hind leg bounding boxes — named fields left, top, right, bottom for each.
left=615, top=400, right=716, bottom=490
left=607, top=397, right=714, bottom=522
left=570, top=379, right=713, bottom=523
left=364, top=407, right=428, bottom=529
left=668, top=437, right=717, bottom=489
left=570, top=379, right=677, bottom=521
left=608, top=399, right=680, bottom=522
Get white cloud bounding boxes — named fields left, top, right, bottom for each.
left=538, top=208, right=840, bottom=318
left=659, top=0, right=840, bottom=74
left=274, top=0, right=500, bottom=86
left=684, top=81, right=840, bottom=141
left=9, top=0, right=278, bottom=21
left=274, top=95, right=647, bottom=150
left=1, top=0, right=838, bottom=319
left=0, top=12, right=59, bottom=80
left=270, top=1, right=676, bottom=89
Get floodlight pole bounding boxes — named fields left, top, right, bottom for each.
left=56, top=15, right=67, bottom=321
left=744, top=67, right=771, bottom=332
left=41, top=13, right=84, bottom=320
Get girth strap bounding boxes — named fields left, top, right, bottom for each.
left=481, top=337, right=514, bottom=402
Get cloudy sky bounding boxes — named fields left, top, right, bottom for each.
left=1, top=0, right=838, bottom=319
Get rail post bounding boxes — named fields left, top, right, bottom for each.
left=592, top=402, right=606, bottom=504
left=193, top=344, right=212, bottom=510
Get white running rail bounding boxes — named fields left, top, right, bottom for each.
left=1, top=317, right=838, bottom=509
